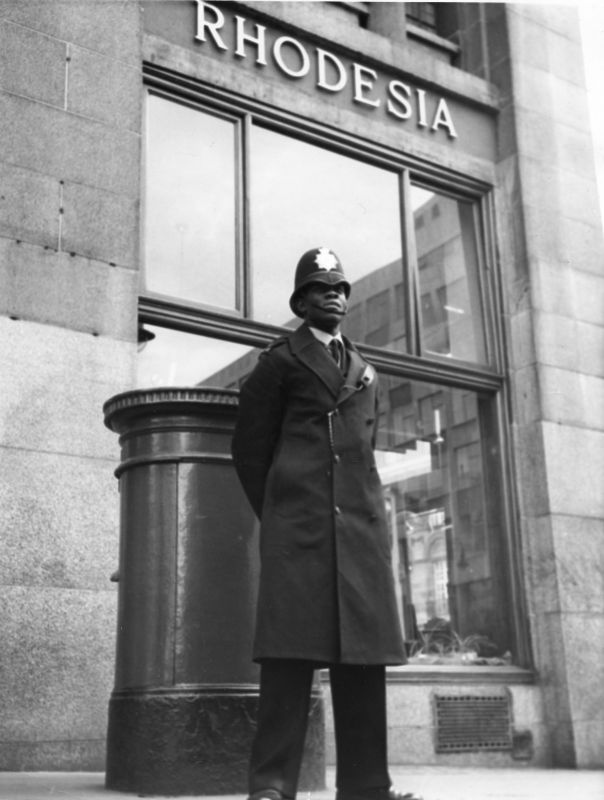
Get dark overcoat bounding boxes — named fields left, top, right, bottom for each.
left=232, top=324, right=405, bottom=665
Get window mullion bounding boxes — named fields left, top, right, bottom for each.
left=401, top=170, right=421, bottom=356
left=241, top=114, right=252, bottom=318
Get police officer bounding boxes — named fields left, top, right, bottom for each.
left=232, top=247, right=422, bottom=800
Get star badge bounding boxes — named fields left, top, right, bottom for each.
left=314, top=247, right=339, bottom=271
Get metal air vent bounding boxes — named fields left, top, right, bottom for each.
left=433, top=692, right=513, bottom=753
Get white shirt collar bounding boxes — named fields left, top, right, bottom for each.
left=307, top=326, right=344, bottom=347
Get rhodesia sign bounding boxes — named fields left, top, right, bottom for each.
left=194, top=1, right=458, bottom=139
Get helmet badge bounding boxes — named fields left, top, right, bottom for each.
left=314, top=247, right=340, bottom=271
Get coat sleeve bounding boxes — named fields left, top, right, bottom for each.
left=231, top=348, right=287, bottom=519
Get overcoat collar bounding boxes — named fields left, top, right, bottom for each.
left=289, top=324, right=374, bottom=405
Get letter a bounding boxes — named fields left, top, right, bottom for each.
left=431, top=98, right=458, bottom=139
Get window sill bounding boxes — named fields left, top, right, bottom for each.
left=386, top=665, right=535, bottom=684
left=406, top=22, right=460, bottom=59
left=321, top=666, right=534, bottom=685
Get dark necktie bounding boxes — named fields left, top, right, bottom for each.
left=328, top=338, right=343, bottom=370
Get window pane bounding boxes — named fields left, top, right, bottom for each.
left=412, top=186, right=488, bottom=364
left=250, top=125, right=406, bottom=348
left=375, top=375, right=513, bottom=663
left=406, top=3, right=437, bottom=31
left=144, top=95, right=238, bottom=311
left=137, top=325, right=259, bottom=389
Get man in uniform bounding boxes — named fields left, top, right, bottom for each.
left=232, top=247, right=423, bottom=800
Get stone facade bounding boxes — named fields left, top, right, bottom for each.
left=0, top=0, right=602, bottom=772
left=0, top=0, right=142, bottom=769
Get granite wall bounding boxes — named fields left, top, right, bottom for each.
left=0, top=0, right=142, bottom=769
left=488, top=3, right=604, bottom=767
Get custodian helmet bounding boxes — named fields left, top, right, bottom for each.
left=289, top=246, right=351, bottom=317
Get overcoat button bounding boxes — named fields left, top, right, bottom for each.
left=334, top=506, right=341, bottom=515
left=334, top=455, right=341, bottom=464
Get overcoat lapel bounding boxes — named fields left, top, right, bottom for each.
left=337, top=338, right=376, bottom=406
left=289, top=325, right=344, bottom=397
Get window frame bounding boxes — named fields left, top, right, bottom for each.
left=139, top=63, right=532, bottom=669
left=141, top=63, right=503, bottom=393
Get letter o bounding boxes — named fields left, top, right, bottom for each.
left=273, top=36, right=310, bottom=78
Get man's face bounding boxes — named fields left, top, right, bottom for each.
left=296, top=282, right=349, bottom=333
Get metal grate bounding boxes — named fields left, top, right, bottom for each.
left=434, top=693, right=513, bottom=753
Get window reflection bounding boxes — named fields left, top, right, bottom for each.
left=144, top=95, right=239, bottom=311
left=138, top=326, right=511, bottom=664
left=375, top=375, right=512, bottom=663
left=137, top=325, right=259, bottom=389
left=250, top=125, right=405, bottom=338
left=412, top=186, right=487, bottom=364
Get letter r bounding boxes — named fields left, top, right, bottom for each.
left=195, top=0, right=228, bottom=51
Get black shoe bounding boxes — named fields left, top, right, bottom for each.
left=248, top=791, right=284, bottom=800
left=388, top=789, right=424, bottom=800
left=337, top=788, right=423, bottom=800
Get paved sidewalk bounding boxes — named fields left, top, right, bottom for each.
left=1, top=766, right=604, bottom=800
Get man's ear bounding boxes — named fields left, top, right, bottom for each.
left=294, top=293, right=308, bottom=318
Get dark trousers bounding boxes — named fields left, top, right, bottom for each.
left=249, top=660, right=391, bottom=800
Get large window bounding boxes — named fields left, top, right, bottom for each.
left=139, top=78, right=524, bottom=668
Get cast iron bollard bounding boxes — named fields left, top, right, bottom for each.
left=103, top=387, right=325, bottom=795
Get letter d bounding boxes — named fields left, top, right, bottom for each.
left=317, top=48, right=347, bottom=92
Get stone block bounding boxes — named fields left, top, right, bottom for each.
left=508, top=4, right=584, bottom=79
left=0, top=92, right=141, bottom=198
left=551, top=516, right=604, bottom=614
left=573, top=269, right=604, bottom=325
left=542, top=422, right=604, bottom=518
left=0, top=585, right=116, bottom=743
left=534, top=312, right=604, bottom=377
left=0, top=163, right=60, bottom=248
left=524, top=514, right=604, bottom=617
left=548, top=72, right=593, bottom=131
left=512, top=67, right=591, bottom=133
left=389, top=724, right=435, bottom=764
left=510, top=684, right=545, bottom=728
left=0, top=447, right=120, bottom=591
left=506, top=310, right=537, bottom=370
left=67, top=44, right=141, bottom=132
left=0, top=239, right=138, bottom=338
left=0, top=0, right=141, bottom=64
left=0, top=739, right=106, bottom=772
left=387, top=681, right=432, bottom=727
left=540, top=368, right=604, bottom=431
left=522, top=204, right=604, bottom=276
left=61, top=181, right=139, bottom=268
left=522, top=515, right=559, bottom=615
left=527, top=611, right=573, bottom=723
left=512, top=420, right=550, bottom=517
left=573, top=719, right=604, bottom=769
left=521, top=160, right=601, bottom=227
left=563, top=614, right=604, bottom=723
left=530, top=259, right=604, bottom=323
left=510, top=3, right=580, bottom=39
left=0, top=19, right=66, bottom=107
left=506, top=14, right=550, bottom=73
left=514, top=108, right=595, bottom=180
left=0, top=317, right=135, bottom=458
left=510, top=364, right=541, bottom=426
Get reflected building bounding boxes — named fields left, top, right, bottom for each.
left=202, top=194, right=510, bottom=659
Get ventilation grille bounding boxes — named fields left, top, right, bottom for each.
left=434, top=693, right=513, bottom=753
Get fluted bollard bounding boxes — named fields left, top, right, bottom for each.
left=103, top=387, right=325, bottom=795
